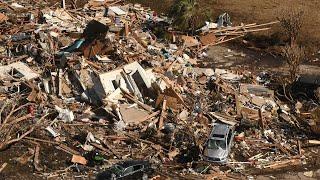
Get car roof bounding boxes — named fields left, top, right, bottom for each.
left=118, top=160, right=148, bottom=168
left=211, top=123, right=230, bottom=136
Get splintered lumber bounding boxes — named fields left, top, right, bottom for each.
left=298, top=140, right=302, bottom=155
left=308, top=140, right=320, bottom=145
left=267, top=135, right=295, bottom=155
left=86, top=60, right=101, bottom=70
left=120, top=104, right=150, bottom=124
left=101, top=142, right=121, bottom=159
left=208, top=21, right=279, bottom=34
left=125, top=134, right=168, bottom=152
left=210, top=35, right=244, bottom=46
left=158, top=99, right=167, bottom=131
left=104, top=135, right=128, bottom=140
left=0, top=127, right=34, bottom=151
left=91, top=142, right=112, bottom=155
left=214, top=28, right=271, bottom=36
left=24, top=137, right=59, bottom=145
left=208, top=112, right=237, bottom=126
left=200, top=21, right=279, bottom=48
left=163, top=87, right=188, bottom=108
left=34, top=144, right=43, bottom=171
left=137, top=110, right=160, bottom=124
left=132, top=31, right=148, bottom=48
left=0, top=163, right=7, bottom=173
left=121, top=88, right=153, bottom=112
left=264, top=158, right=301, bottom=169
left=106, top=0, right=123, bottom=7
left=56, top=144, right=80, bottom=155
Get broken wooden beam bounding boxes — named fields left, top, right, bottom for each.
left=158, top=99, right=167, bottom=132
left=121, top=88, right=153, bottom=112
left=0, top=163, right=7, bottom=173
left=34, top=144, right=43, bottom=171
left=264, top=158, right=301, bottom=169
left=308, top=140, right=320, bottom=145
left=137, top=110, right=160, bottom=124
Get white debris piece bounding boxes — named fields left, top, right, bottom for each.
left=109, top=6, right=127, bottom=16
left=45, top=126, right=60, bottom=137
left=55, top=105, right=74, bottom=122
left=215, top=68, right=243, bottom=81
left=86, top=132, right=100, bottom=144
left=95, top=62, right=154, bottom=100
left=0, top=62, right=39, bottom=80
left=11, top=3, right=24, bottom=8
left=82, top=144, right=94, bottom=151
left=115, top=120, right=126, bottom=131
left=200, top=21, right=218, bottom=32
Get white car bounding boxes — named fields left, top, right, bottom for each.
left=203, top=123, right=235, bottom=163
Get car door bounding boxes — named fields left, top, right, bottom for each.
left=132, top=164, right=144, bottom=178
left=226, top=128, right=234, bottom=151
left=121, top=165, right=144, bottom=180
left=121, top=166, right=134, bottom=180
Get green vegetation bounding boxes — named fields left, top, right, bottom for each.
left=169, top=0, right=211, bottom=34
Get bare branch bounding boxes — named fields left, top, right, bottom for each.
left=282, top=44, right=305, bottom=83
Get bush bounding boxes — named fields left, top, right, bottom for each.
left=278, top=7, right=304, bottom=46
left=169, top=0, right=210, bottom=34
left=278, top=7, right=305, bottom=84
left=281, top=44, right=305, bottom=83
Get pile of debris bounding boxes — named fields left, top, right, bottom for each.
left=0, top=0, right=319, bottom=179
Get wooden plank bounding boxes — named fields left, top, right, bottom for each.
left=308, top=140, right=320, bottom=145
left=158, top=99, right=167, bottom=131
left=0, top=163, right=7, bottom=173
left=137, top=110, right=160, bottom=124
left=121, top=87, right=153, bottom=112
left=264, top=158, right=301, bottom=169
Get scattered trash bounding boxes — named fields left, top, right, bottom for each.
left=71, top=155, right=88, bottom=165
left=96, top=160, right=152, bottom=180
left=55, top=106, right=75, bottom=122
left=45, top=126, right=60, bottom=138
left=217, top=13, right=232, bottom=28
left=0, top=1, right=317, bottom=179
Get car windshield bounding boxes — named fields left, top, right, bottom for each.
left=212, top=134, right=225, bottom=138
left=208, top=139, right=226, bottom=149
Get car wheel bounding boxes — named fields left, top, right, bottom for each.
left=111, top=173, right=117, bottom=180
left=142, top=173, right=148, bottom=180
